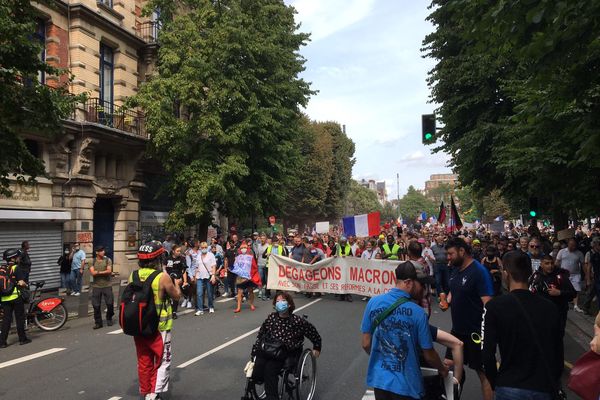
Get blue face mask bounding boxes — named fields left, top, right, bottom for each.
left=201, top=249, right=208, bottom=254
left=275, top=300, right=289, bottom=313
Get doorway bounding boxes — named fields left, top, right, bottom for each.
left=93, top=198, right=115, bottom=261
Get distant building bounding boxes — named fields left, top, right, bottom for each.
left=424, top=174, right=459, bottom=202
left=358, top=179, right=387, bottom=205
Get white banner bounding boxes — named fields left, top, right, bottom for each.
left=315, top=221, right=330, bottom=234
left=266, top=254, right=399, bottom=296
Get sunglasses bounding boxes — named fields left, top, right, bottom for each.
left=529, top=245, right=540, bottom=249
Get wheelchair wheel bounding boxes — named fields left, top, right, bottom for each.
left=249, top=380, right=267, bottom=400
left=295, top=349, right=317, bottom=400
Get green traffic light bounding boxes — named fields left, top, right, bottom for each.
left=529, top=210, right=537, bottom=217
left=425, top=133, right=433, bottom=141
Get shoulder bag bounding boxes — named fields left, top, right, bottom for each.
left=370, top=296, right=411, bottom=334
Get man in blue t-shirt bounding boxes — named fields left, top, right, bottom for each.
left=446, top=237, right=494, bottom=400
left=361, top=262, right=448, bottom=400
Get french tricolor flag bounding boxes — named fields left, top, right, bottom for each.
left=342, top=212, right=381, bottom=237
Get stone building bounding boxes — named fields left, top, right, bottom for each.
left=0, top=0, right=160, bottom=287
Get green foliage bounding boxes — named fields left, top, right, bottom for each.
left=398, top=186, right=436, bottom=223
left=0, top=0, right=78, bottom=196
left=136, top=0, right=313, bottom=230
left=345, top=181, right=382, bottom=216
left=423, top=0, right=600, bottom=227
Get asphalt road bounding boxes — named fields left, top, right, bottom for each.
left=0, top=292, right=590, bottom=400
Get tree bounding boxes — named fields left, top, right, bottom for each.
left=423, top=0, right=600, bottom=229
left=136, top=0, right=313, bottom=230
left=0, top=0, right=77, bottom=196
left=398, top=186, right=436, bottom=223
left=426, top=182, right=454, bottom=204
left=345, top=181, right=382, bottom=216
left=481, top=189, right=514, bottom=224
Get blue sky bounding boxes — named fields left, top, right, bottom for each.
left=287, top=0, right=452, bottom=199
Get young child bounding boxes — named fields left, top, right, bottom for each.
left=529, top=254, right=576, bottom=338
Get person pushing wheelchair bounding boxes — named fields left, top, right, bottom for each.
left=250, top=292, right=321, bottom=400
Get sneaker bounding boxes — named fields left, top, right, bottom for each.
left=574, top=305, right=584, bottom=313
left=195, top=310, right=204, bottom=316
left=0, top=343, right=7, bottom=348
left=209, top=308, right=215, bottom=314
left=221, top=292, right=229, bottom=297
left=361, top=297, right=368, bottom=301
left=187, top=301, right=194, bottom=309
left=172, top=312, right=178, bottom=320
left=180, top=300, right=187, bottom=308
left=73, top=292, right=81, bottom=296
left=106, top=319, right=113, bottom=326
left=93, top=324, right=103, bottom=330
left=19, top=338, right=32, bottom=345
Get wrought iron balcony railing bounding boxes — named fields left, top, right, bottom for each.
left=136, top=21, right=160, bottom=44
left=72, top=97, right=147, bottom=138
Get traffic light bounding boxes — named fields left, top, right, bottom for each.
left=528, top=197, right=538, bottom=218
left=422, top=114, right=436, bottom=144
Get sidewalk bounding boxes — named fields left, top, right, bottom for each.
left=58, top=281, right=124, bottom=320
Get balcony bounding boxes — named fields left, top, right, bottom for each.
left=72, top=98, right=147, bottom=138
left=136, top=21, right=160, bottom=44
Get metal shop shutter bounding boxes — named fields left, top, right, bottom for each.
left=0, top=222, right=63, bottom=289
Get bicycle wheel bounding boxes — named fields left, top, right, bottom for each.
left=295, top=349, right=317, bottom=400
left=249, top=379, right=267, bottom=400
left=34, top=303, right=68, bottom=331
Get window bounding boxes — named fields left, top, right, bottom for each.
left=34, top=20, right=46, bottom=83
left=24, top=139, right=41, bottom=159
left=98, top=0, right=113, bottom=8
left=99, top=44, right=114, bottom=112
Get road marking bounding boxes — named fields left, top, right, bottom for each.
left=178, top=309, right=195, bottom=315
left=107, top=397, right=122, bottom=400
left=0, top=347, right=66, bottom=369
left=107, top=328, right=123, bottom=335
left=362, top=389, right=375, bottom=399
left=177, top=297, right=322, bottom=369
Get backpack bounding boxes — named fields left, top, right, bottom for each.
left=119, top=270, right=162, bottom=336
left=0, top=264, right=17, bottom=297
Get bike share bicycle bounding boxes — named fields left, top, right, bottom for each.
left=0, top=280, right=68, bottom=332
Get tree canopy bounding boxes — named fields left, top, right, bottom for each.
left=0, top=0, right=77, bottom=196
left=137, top=0, right=313, bottom=230
left=398, top=186, right=436, bottom=223
left=423, top=0, right=600, bottom=228
left=345, top=180, right=382, bottom=216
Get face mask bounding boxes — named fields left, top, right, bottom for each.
left=201, top=249, right=208, bottom=254
left=241, top=248, right=248, bottom=254
left=275, top=300, right=289, bottom=313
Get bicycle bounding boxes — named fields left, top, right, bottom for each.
left=242, top=347, right=317, bottom=400
left=0, top=280, right=68, bottom=331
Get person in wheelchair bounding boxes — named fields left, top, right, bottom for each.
left=250, top=292, right=321, bottom=400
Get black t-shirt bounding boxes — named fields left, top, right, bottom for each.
left=482, top=289, right=563, bottom=392
left=166, top=255, right=187, bottom=279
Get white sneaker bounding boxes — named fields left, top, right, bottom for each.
left=574, top=305, right=584, bottom=313
left=73, top=292, right=81, bottom=296
left=209, top=308, right=215, bottom=313
left=187, top=301, right=194, bottom=309
left=195, top=310, right=204, bottom=316
left=221, top=292, right=228, bottom=297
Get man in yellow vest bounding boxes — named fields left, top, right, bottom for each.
left=0, top=248, right=30, bottom=347
left=382, top=235, right=401, bottom=260
left=132, top=242, right=182, bottom=400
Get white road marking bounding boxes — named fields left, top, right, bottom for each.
left=0, top=347, right=66, bottom=369
left=178, top=309, right=195, bottom=315
left=362, top=389, right=375, bottom=399
left=107, top=397, right=122, bottom=400
left=107, top=328, right=123, bottom=335
left=177, top=297, right=322, bottom=369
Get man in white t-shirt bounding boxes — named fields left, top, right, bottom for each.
left=193, top=242, right=217, bottom=315
left=556, top=238, right=585, bottom=312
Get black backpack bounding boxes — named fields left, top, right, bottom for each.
left=119, top=270, right=162, bottom=336
left=0, top=264, right=17, bottom=297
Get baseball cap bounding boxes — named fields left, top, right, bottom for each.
left=395, top=262, right=417, bottom=280
left=473, top=239, right=481, bottom=245
left=137, top=241, right=165, bottom=260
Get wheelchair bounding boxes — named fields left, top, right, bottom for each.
left=242, top=347, right=317, bottom=400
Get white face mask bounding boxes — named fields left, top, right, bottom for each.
left=240, top=248, right=248, bottom=254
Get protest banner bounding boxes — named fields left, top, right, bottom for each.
left=266, top=254, right=399, bottom=296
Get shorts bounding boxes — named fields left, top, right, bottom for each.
left=429, top=325, right=438, bottom=342
left=445, top=330, right=483, bottom=371
left=236, top=279, right=257, bottom=290
left=569, top=276, right=581, bottom=292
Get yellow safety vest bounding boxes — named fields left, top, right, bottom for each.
left=383, top=244, right=400, bottom=260
left=266, top=245, right=284, bottom=256
left=1, top=265, right=19, bottom=302
left=129, top=268, right=173, bottom=332
left=337, top=244, right=352, bottom=256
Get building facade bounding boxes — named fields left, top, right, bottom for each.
left=0, top=0, right=160, bottom=287
left=358, top=179, right=387, bottom=206
left=424, top=173, right=459, bottom=203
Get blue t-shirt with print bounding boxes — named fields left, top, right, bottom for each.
left=361, top=288, right=433, bottom=399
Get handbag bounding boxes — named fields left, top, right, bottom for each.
left=258, top=335, right=286, bottom=360
left=244, top=360, right=255, bottom=378
left=567, top=350, right=600, bottom=400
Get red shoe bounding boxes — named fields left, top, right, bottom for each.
left=234, top=308, right=241, bottom=313
left=250, top=305, right=256, bottom=311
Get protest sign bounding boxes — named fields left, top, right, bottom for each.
left=266, top=254, right=399, bottom=296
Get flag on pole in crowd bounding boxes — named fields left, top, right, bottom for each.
left=446, top=196, right=463, bottom=233
left=437, top=201, right=446, bottom=224
left=342, top=212, right=381, bottom=237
